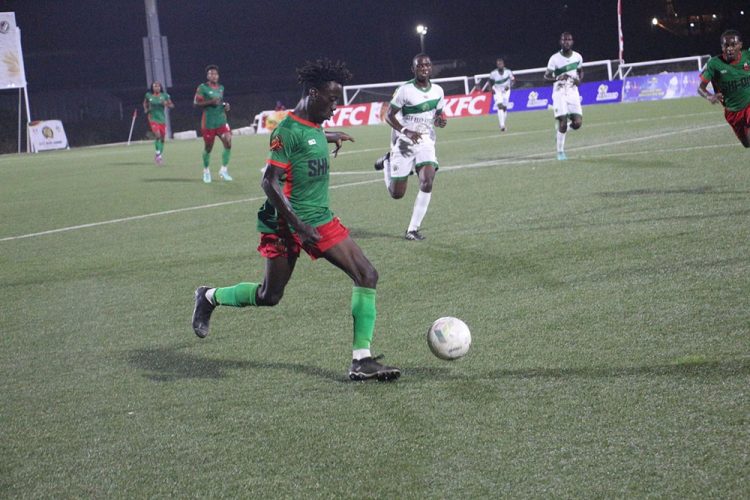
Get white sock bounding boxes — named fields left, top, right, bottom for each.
left=203, top=167, right=210, bottom=174
left=408, top=190, right=432, bottom=232
left=556, top=131, right=566, bottom=153
left=383, top=156, right=392, bottom=189
left=499, top=111, right=506, bottom=127
left=353, top=348, right=371, bottom=360
left=205, top=288, right=216, bottom=305
left=220, top=165, right=228, bottom=173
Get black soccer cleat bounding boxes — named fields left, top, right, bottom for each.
left=348, top=355, right=401, bottom=382
left=373, top=152, right=390, bottom=171
left=192, top=286, right=216, bottom=338
left=404, top=229, right=425, bottom=241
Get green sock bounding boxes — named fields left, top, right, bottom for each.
left=202, top=151, right=210, bottom=168
left=351, top=287, right=376, bottom=350
left=222, top=148, right=232, bottom=166
left=155, top=139, right=162, bottom=154
left=214, top=283, right=259, bottom=307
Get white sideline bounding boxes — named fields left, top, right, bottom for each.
left=0, top=123, right=730, bottom=243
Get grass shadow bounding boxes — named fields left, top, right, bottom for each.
left=128, top=345, right=345, bottom=382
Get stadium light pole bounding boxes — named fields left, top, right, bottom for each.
left=416, top=24, right=428, bottom=53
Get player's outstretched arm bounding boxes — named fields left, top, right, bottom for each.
left=325, top=131, right=354, bottom=158
left=697, top=80, right=723, bottom=104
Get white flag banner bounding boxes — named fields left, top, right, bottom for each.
left=0, top=12, right=26, bottom=88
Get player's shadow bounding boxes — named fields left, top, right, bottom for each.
left=405, top=357, right=750, bottom=382
left=127, top=345, right=343, bottom=382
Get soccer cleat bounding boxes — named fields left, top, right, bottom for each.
left=557, top=152, right=567, bottom=161
left=192, top=286, right=216, bottom=338
left=404, top=229, right=425, bottom=241
left=155, top=153, right=163, bottom=165
left=348, top=355, right=401, bottom=381
left=203, top=171, right=212, bottom=183
left=219, top=169, right=233, bottom=181
left=500, top=126, right=506, bottom=132
left=373, top=152, right=390, bottom=171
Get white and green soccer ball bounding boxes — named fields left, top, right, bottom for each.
left=427, top=317, right=471, bottom=360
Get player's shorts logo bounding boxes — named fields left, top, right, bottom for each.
left=0, top=21, right=9, bottom=34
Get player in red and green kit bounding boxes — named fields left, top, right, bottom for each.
left=193, top=64, right=233, bottom=182
left=191, top=59, right=400, bottom=381
left=699, top=30, right=750, bottom=147
left=143, top=81, right=173, bottom=165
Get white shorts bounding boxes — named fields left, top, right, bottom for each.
left=552, top=83, right=582, bottom=118
left=494, top=88, right=511, bottom=108
left=389, top=134, right=438, bottom=180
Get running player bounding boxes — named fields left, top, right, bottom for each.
left=373, top=53, right=447, bottom=241
left=544, top=32, right=583, bottom=161
left=194, top=65, right=233, bottom=183
left=143, top=81, right=173, bottom=165
left=486, top=58, right=515, bottom=131
left=698, top=29, right=750, bottom=148
left=191, top=59, right=400, bottom=382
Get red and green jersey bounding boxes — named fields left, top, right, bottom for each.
left=194, top=82, right=227, bottom=129
left=257, top=113, right=333, bottom=233
left=701, top=49, right=750, bottom=112
left=144, top=91, right=171, bottom=124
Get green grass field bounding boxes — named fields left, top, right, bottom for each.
left=1, top=98, right=748, bottom=498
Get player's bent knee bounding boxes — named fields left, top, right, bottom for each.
left=357, top=266, right=378, bottom=289
left=257, top=290, right=284, bottom=306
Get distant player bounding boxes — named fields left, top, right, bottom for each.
left=143, top=81, right=173, bottom=165
left=373, top=53, right=447, bottom=241
left=191, top=59, right=401, bottom=382
left=486, top=58, right=515, bottom=131
left=698, top=29, right=750, bottom=148
left=544, top=32, right=583, bottom=161
left=194, top=65, right=233, bottom=183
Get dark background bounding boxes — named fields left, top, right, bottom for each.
left=1, top=0, right=747, bottom=151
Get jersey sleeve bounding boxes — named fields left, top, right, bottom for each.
left=193, top=85, right=205, bottom=104
left=267, top=127, right=296, bottom=170
left=508, top=70, right=515, bottom=80
left=700, top=58, right=715, bottom=83
left=546, top=56, right=556, bottom=72
left=390, top=84, right=406, bottom=110
left=437, top=88, right=446, bottom=113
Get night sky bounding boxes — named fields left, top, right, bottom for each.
left=3, top=0, right=748, bottom=97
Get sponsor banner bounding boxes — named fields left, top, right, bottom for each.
left=622, top=71, right=701, bottom=102
left=323, top=102, right=385, bottom=128
left=0, top=12, right=26, bottom=88
left=580, top=80, right=623, bottom=105
left=28, top=120, right=68, bottom=152
left=488, top=80, right=623, bottom=113
left=441, top=93, right=492, bottom=118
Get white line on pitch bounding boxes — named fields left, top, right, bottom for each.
left=0, top=124, right=730, bottom=243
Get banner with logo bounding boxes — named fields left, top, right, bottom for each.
left=488, top=80, right=623, bottom=113
left=0, top=12, right=26, bottom=88
left=29, top=120, right=69, bottom=152
left=622, top=71, right=700, bottom=102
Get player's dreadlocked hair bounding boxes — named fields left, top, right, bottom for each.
left=296, top=58, right=352, bottom=92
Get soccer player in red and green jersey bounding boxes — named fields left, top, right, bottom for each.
left=143, top=81, right=173, bottom=165
left=191, top=59, right=401, bottom=382
left=699, top=30, right=750, bottom=147
left=193, top=65, right=233, bottom=182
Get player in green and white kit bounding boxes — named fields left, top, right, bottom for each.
left=192, top=59, right=400, bottom=382
left=483, top=58, right=515, bottom=131
left=194, top=65, right=233, bottom=183
left=698, top=30, right=750, bottom=148
left=373, top=53, right=447, bottom=241
left=143, top=81, right=173, bottom=165
left=544, top=32, right=583, bottom=161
